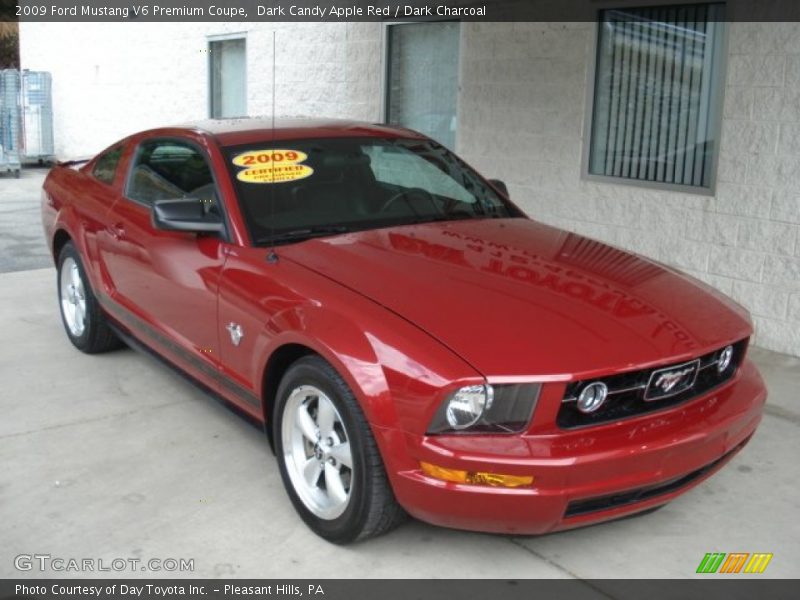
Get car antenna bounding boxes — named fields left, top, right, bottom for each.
left=266, top=30, right=279, bottom=264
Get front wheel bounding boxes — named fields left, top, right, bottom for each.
left=274, top=356, right=406, bottom=543
left=57, top=242, right=122, bottom=353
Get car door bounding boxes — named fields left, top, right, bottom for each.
left=100, top=137, right=228, bottom=389
left=69, top=144, right=127, bottom=292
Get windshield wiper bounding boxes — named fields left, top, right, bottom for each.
left=256, top=225, right=349, bottom=246
left=410, top=212, right=484, bottom=225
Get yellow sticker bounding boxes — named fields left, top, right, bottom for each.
left=232, top=149, right=308, bottom=168
left=237, top=164, right=315, bottom=184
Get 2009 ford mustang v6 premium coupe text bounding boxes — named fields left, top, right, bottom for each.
left=42, top=118, right=766, bottom=543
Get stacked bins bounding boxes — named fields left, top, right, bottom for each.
left=0, top=69, right=22, bottom=178
left=22, top=71, right=55, bottom=163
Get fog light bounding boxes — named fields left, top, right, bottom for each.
left=577, top=381, right=608, bottom=413
left=717, top=345, right=734, bottom=374
left=467, top=472, right=534, bottom=488
left=420, top=462, right=534, bottom=488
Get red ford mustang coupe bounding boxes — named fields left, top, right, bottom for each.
left=42, top=118, right=766, bottom=543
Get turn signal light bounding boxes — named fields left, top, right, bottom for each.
left=420, top=462, right=534, bottom=488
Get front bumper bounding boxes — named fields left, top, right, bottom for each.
left=381, top=359, right=766, bottom=534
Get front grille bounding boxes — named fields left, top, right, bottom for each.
left=558, top=339, right=748, bottom=429
left=564, top=436, right=751, bottom=518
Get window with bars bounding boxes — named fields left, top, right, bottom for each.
left=587, top=3, right=726, bottom=190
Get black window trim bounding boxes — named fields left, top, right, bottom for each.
left=122, top=136, right=232, bottom=243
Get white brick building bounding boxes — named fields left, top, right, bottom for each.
left=19, top=14, right=800, bottom=357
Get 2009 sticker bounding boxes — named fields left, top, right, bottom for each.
left=231, top=148, right=313, bottom=184
left=232, top=149, right=308, bottom=167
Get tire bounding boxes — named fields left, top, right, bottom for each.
left=57, top=241, right=122, bottom=354
left=274, top=355, right=406, bottom=543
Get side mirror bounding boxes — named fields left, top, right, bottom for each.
left=488, top=178, right=509, bottom=198
left=152, top=198, right=223, bottom=234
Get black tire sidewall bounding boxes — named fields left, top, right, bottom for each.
left=274, top=358, right=372, bottom=544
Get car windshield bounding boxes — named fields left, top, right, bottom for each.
left=224, top=137, right=520, bottom=245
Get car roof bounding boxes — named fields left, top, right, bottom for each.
left=174, top=117, right=426, bottom=146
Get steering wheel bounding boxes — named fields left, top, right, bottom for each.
left=380, top=187, right=437, bottom=213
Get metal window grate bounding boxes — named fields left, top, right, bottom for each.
left=588, top=3, right=726, bottom=189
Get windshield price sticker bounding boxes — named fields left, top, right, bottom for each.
left=232, top=149, right=308, bottom=167
left=232, top=149, right=313, bottom=184
left=237, top=164, right=314, bottom=184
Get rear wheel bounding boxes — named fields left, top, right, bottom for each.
left=274, top=356, right=406, bottom=543
left=57, top=242, right=122, bottom=353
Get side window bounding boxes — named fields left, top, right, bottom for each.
left=91, top=146, right=123, bottom=185
left=127, top=140, right=216, bottom=206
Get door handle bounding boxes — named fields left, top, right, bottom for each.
left=109, top=223, right=126, bottom=240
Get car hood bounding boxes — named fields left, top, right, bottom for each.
left=281, top=218, right=752, bottom=379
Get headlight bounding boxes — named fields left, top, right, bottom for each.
left=428, top=383, right=540, bottom=434
left=445, top=384, right=493, bottom=430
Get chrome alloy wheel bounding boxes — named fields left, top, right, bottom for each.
left=60, top=257, right=87, bottom=337
left=281, top=385, right=354, bottom=520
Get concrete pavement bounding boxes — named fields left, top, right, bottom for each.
left=1, top=267, right=798, bottom=579
left=0, top=168, right=52, bottom=274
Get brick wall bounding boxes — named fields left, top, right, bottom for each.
left=457, top=21, right=800, bottom=357
left=18, top=22, right=383, bottom=157
left=20, top=19, right=800, bottom=356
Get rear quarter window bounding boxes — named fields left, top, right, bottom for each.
left=92, top=146, right=124, bottom=185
